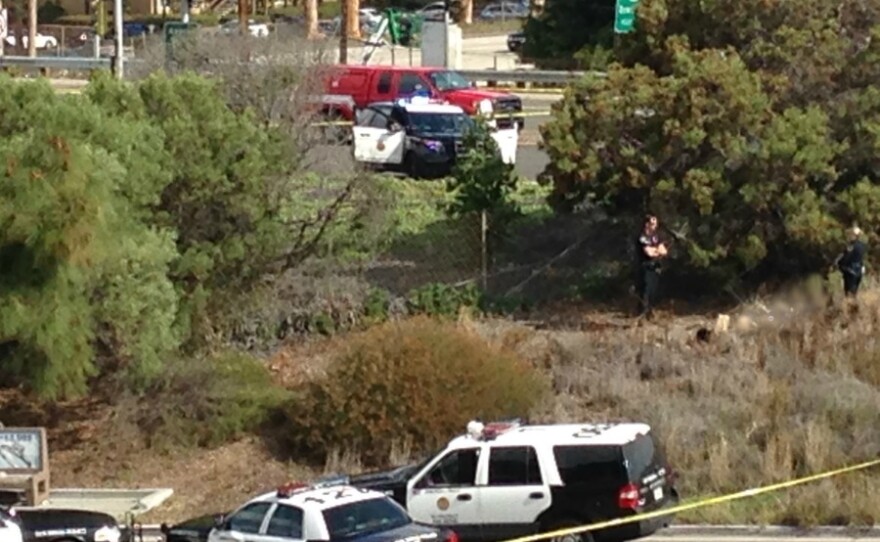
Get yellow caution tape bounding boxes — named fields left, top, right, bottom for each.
left=499, top=457, right=880, bottom=542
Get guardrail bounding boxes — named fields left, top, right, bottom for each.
left=0, top=56, right=112, bottom=71
left=457, top=68, right=599, bottom=85
left=0, top=55, right=592, bottom=88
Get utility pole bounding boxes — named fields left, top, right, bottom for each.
left=0, top=0, right=6, bottom=57
left=238, top=0, right=247, bottom=34
left=27, top=0, right=35, bottom=57
left=113, top=0, right=123, bottom=78
left=338, top=0, right=347, bottom=63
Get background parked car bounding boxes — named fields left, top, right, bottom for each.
left=479, top=1, right=528, bottom=20
left=219, top=19, right=270, bottom=37
left=4, top=33, right=57, bottom=49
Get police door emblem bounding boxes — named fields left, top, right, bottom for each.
left=436, top=496, right=450, bottom=510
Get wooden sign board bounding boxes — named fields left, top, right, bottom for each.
left=0, top=427, right=50, bottom=506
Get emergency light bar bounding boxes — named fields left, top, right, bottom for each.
left=276, top=482, right=309, bottom=498
left=395, top=96, right=448, bottom=107
left=466, top=419, right=523, bottom=440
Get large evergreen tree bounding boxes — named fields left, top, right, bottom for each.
left=539, top=0, right=880, bottom=283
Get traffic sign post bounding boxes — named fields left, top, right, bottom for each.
left=613, top=0, right=640, bottom=34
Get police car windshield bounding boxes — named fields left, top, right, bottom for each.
left=429, top=71, right=471, bottom=91
left=322, top=497, right=411, bottom=540
left=408, top=112, right=474, bottom=136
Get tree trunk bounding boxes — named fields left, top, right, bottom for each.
left=463, top=0, right=472, bottom=24
left=345, top=0, right=359, bottom=39
left=304, top=0, right=317, bottom=37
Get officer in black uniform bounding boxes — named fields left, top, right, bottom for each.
left=836, top=225, right=866, bottom=297
left=634, top=214, right=668, bottom=318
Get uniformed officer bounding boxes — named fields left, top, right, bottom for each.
left=836, top=225, right=866, bottom=297
left=634, top=214, right=668, bottom=318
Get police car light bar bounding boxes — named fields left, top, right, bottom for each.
left=396, top=94, right=449, bottom=107
left=276, top=482, right=309, bottom=498
left=466, top=419, right=523, bottom=440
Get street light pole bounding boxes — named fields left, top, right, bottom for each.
left=339, top=0, right=347, bottom=63
left=0, top=1, right=6, bottom=57
left=113, top=0, right=123, bottom=78
left=27, top=0, right=36, bottom=57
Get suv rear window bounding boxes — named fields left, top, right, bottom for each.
left=553, top=432, right=664, bottom=487
left=622, top=433, right=662, bottom=481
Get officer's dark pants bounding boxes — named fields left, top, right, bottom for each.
left=844, top=273, right=862, bottom=296
left=637, top=268, right=659, bottom=317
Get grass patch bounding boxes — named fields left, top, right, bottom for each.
left=462, top=18, right=522, bottom=37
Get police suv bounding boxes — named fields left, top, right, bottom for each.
left=351, top=97, right=518, bottom=180
left=336, top=420, right=679, bottom=542
left=182, top=483, right=457, bottom=542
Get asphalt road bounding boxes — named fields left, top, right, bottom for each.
left=647, top=537, right=880, bottom=541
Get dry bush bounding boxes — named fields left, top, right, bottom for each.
left=281, top=315, right=550, bottom=466
left=531, top=285, right=880, bottom=525
left=127, top=29, right=337, bottom=153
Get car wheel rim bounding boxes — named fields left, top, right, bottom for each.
left=552, top=534, right=581, bottom=542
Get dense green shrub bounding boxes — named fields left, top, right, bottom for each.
left=283, top=316, right=549, bottom=465
left=129, top=350, right=289, bottom=449
left=0, top=76, right=179, bottom=399
left=406, top=282, right=481, bottom=317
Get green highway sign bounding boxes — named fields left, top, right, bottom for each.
left=614, top=0, right=640, bottom=34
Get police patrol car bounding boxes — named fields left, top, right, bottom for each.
left=0, top=508, right=22, bottom=542
left=351, top=96, right=518, bottom=180
left=200, top=483, right=457, bottom=542
left=337, top=420, right=679, bottom=542
left=0, top=506, right=121, bottom=542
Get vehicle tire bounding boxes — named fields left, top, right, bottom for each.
left=404, top=152, right=423, bottom=179
left=544, top=519, right=595, bottom=542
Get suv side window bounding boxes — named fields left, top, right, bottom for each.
left=227, top=502, right=273, bottom=534
left=421, top=448, right=480, bottom=487
left=355, top=108, right=376, bottom=127
left=553, top=445, right=628, bottom=489
left=376, top=72, right=393, bottom=94
left=266, top=504, right=304, bottom=538
left=488, top=446, right=542, bottom=486
left=399, top=73, right=426, bottom=94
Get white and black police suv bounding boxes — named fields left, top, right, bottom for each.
left=164, top=482, right=459, bottom=542
left=333, top=420, right=680, bottom=542
left=351, top=97, right=518, bottom=180
left=0, top=506, right=121, bottom=542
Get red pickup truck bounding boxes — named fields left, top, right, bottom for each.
left=319, top=65, right=525, bottom=130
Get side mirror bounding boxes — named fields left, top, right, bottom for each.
left=213, top=515, right=226, bottom=529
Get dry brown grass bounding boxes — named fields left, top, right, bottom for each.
left=517, top=280, right=880, bottom=526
